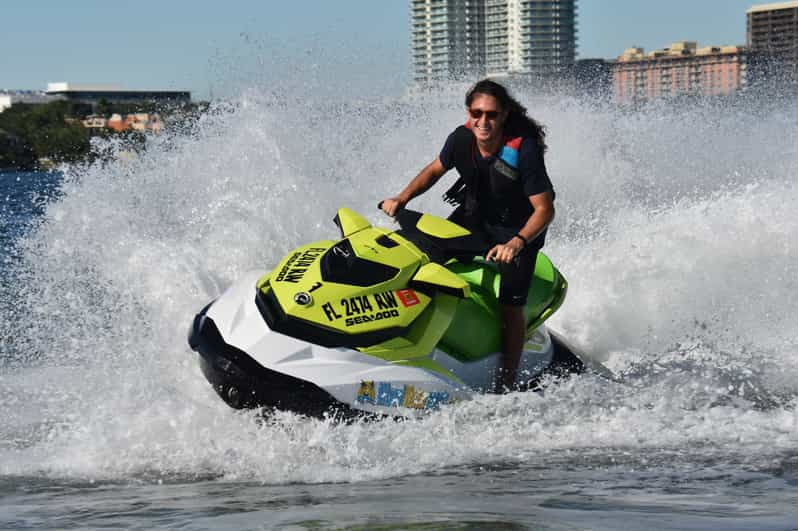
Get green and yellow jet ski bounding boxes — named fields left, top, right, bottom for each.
left=188, top=206, right=603, bottom=418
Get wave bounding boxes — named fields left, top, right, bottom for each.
left=1, top=84, right=796, bottom=482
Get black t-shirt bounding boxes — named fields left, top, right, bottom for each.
left=438, top=129, right=553, bottom=246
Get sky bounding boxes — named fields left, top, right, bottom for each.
left=0, top=0, right=760, bottom=100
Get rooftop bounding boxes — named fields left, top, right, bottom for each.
left=47, top=83, right=125, bottom=93
left=45, top=82, right=187, bottom=94
left=619, top=42, right=743, bottom=62
left=1, top=89, right=48, bottom=95
left=747, top=0, right=798, bottom=14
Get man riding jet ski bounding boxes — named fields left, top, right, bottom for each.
left=188, top=206, right=604, bottom=419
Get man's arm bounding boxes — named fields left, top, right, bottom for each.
left=381, top=158, right=448, bottom=217
left=485, top=191, right=555, bottom=263
left=517, top=190, right=555, bottom=244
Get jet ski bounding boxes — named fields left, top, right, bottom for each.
left=188, top=206, right=606, bottom=418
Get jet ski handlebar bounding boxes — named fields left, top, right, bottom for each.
left=377, top=201, right=416, bottom=231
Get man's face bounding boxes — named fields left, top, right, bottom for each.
left=468, top=94, right=507, bottom=144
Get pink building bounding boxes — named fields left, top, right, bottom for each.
left=612, top=42, right=750, bottom=103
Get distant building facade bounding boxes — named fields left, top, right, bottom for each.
left=81, top=115, right=108, bottom=129
left=612, top=42, right=755, bottom=103
left=485, top=0, right=576, bottom=80
left=747, top=1, right=798, bottom=83
left=0, top=90, right=61, bottom=113
left=411, top=0, right=577, bottom=83
left=411, top=0, right=486, bottom=83
left=90, top=112, right=164, bottom=134
left=45, top=83, right=190, bottom=106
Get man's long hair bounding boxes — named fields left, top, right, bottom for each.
left=465, top=79, right=547, bottom=153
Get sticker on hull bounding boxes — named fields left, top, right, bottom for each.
left=355, top=381, right=449, bottom=410
left=396, top=289, right=420, bottom=307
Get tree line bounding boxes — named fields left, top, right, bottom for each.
left=0, top=100, right=205, bottom=170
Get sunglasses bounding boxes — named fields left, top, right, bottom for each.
left=468, top=108, right=501, bottom=120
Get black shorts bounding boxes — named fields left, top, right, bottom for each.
left=498, top=246, right=539, bottom=306
left=448, top=206, right=541, bottom=307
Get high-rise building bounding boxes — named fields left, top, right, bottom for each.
left=747, top=1, right=798, bottom=83
left=486, top=0, right=577, bottom=79
left=411, top=0, right=577, bottom=83
left=411, top=0, right=486, bottom=83
left=612, top=42, right=755, bottom=103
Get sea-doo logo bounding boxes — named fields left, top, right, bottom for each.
left=333, top=245, right=350, bottom=258
left=356, top=381, right=449, bottom=410
left=345, top=309, right=399, bottom=327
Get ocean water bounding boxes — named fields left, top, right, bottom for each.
left=1, top=86, right=797, bottom=530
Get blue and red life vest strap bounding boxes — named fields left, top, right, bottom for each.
left=499, top=137, right=522, bottom=167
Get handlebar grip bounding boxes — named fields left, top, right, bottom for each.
left=377, top=201, right=384, bottom=211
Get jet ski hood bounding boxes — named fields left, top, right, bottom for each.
left=258, top=207, right=482, bottom=343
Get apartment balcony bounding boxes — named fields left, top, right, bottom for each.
left=521, top=27, right=575, bottom=36
left=522, top=27, right=577, bottom=34
left=752, top=23, right=798, bottom=33
left=522, top=57, right=568, bottom=64
left=751, top=11, right=798, bottom=21
left=523, top=10, right=574, bottom=19
left=412, top=42, right=449, bottom=52
left=522, top=40, right=574, bottom=49
left=522, top=54, right=571, bottom=62
left=521, top=21, right=559, bottom=28
left=749, top=27, right=798, bottom=37
left=521, top=32, right=576, bottom=40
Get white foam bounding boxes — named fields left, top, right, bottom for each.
left=1, top=85, right=797, bottom=483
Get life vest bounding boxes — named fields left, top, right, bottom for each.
left=442, top=124, right=534, bottom=228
